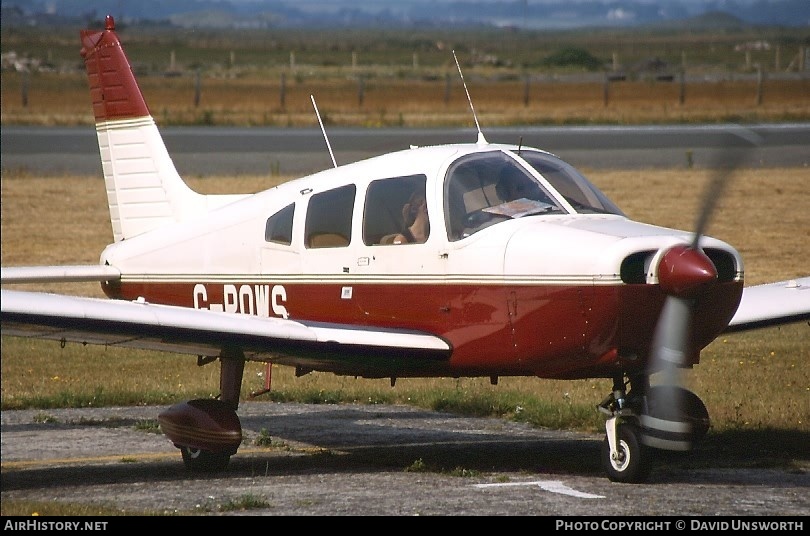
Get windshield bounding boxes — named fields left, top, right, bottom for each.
left=444, top=150, right=565, bottom=241
left=444, top=149, right=625, bottom=241
left=514, top=150, right=625, bottom=216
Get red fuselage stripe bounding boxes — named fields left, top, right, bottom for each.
left=103, top=279, right=743, bottom=379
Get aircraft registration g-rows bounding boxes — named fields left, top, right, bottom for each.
left=1, top=15, right=808, bottom=484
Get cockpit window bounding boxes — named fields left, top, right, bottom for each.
left=363, top=174, right=429, bottom=246
left=514, top=150, right=625, bottom=216
left=305, top=185, right=355, bottom=248
left=444, top=151, right=564, bottom=241
left=265, top=203, right=294, bottom=245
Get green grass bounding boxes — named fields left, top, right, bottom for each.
left=2, top=322, right=807, bottom=436
left=209, top=494, right=272, bottom=513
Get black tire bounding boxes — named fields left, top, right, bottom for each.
left=680, top=388, right=710, bottom=442
left=180, top=446, right=231, bottom=473
left=601, top=424, right=652, bottom=483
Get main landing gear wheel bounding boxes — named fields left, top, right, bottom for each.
left=158, top=398, right=243, bottom=473
left=180, top=446, right=231, bottom=473
left=601, top=424, right=651, bottom=483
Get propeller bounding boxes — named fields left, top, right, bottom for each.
left=642, top=244, right=716, bottom=450
left=641, top=128, right=763, bottom=451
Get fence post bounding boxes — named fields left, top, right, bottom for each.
left=603, top=72, right=609, bottom=107
left=280, top=72, right=286, bottom=109
left=679, top=69, right=685, bottom=105
left=194, top=69, right=201, bottom=107
left=21, top=71, right=29, bottom=108
left=523, top=75, right=530, bottom=107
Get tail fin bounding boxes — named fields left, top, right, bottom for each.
left=80, top=16, right=237, bottom=242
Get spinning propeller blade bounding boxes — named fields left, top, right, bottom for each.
left=642, top=129, right=763, bottom=450
left=642, top=247, right=716, bottom=450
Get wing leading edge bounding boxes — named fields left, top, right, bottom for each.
left=1, top=265, right=121, bottom=284
left=725, top=276, right=810, bottom=332
left=0, top=289, right=451, bottom=369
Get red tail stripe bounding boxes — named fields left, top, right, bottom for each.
left=79, top=16, right=150, bottom=123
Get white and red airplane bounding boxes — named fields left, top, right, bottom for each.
left=2, top=16, right=808, bottom=483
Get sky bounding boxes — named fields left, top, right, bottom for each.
left=6, top=0, right=800, bottom=30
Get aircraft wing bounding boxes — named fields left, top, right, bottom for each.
left=725, top=276, right=810, bottom=332
left=0, top=289, right=451, bottom=365
left=1, top=265, right=121, bottom=284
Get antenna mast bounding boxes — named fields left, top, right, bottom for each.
left=311, top=95, right=337, bottom=168
left=453, top=50, right=486, bottom=145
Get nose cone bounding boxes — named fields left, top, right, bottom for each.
left=658, top=244, right=718, bottom=298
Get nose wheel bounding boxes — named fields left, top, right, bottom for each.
left=601, top=421, right=651, bottom=483
left=598, top=372, right=711, bottom=483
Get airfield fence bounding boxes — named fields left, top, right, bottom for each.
left=2, top=67, right=808, bottom=128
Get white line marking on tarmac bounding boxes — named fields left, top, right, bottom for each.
left=474, top=480, right=604, bottom=499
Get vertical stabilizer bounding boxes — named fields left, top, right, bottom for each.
left=80, top=15, right=207, bottom=242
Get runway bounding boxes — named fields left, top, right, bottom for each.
left=2, top=402, right=808, bottom=516
left=2, top=123, right=809, bottom=177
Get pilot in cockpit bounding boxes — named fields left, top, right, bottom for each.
left=381, top=189, right=430, bottom=245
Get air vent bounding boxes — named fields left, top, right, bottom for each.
left=703, top=248, right=738, bottom=282
left=620, top=251, right=654, bottom=284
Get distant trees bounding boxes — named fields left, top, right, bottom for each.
left=541, top=47, right=603, bottom=71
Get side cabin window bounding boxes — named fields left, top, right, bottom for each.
left=264, top=203, right=294, bottom=245
left=444, top=151, right=563, bottom=241
left=305, top=184, right=355, bottom=248
left=363, top=174, right=429, bottom=246
left=515, top=150, right=625, bottom=216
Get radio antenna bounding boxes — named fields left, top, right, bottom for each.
left=311, top=94, right=337, bottom=168
left=453, top=50, right=487, bottom=145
